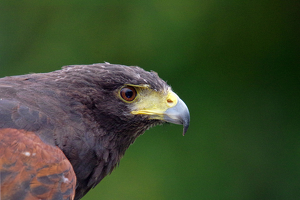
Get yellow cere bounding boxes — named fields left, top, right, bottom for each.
left=131, top=86, right=178, bottom=120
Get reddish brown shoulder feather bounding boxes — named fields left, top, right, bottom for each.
left=0, top=128, right=76, bottom=200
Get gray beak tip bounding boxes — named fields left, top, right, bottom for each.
left=182, top=110, right=190, bottom=136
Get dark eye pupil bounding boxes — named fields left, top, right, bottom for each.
left=125, top=89, right=133, bottom=98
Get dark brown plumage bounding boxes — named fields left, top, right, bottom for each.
left=0, top=63, right=190, bottom=200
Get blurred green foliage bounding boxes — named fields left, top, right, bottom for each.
left=1, top=0, right=299, bottom=199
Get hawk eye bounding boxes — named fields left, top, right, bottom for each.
left=120, top=86, right=137, bottom=101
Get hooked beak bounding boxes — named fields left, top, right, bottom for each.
left=163, top=96, right=190, bottom=135
left=131, top=88, right=190, bottom=135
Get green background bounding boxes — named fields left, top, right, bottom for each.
left=1, top=1, right=299, bottom=199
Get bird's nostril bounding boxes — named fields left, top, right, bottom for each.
left=167, top=99, right=173, bottom=103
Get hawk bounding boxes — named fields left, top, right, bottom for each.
left=0, top=63, right=190, bottom=200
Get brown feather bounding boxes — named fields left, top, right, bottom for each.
left=0, top=128, right=76, bottom=200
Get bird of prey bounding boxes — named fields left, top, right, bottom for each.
left=0, top=63, right=190, bottom=200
